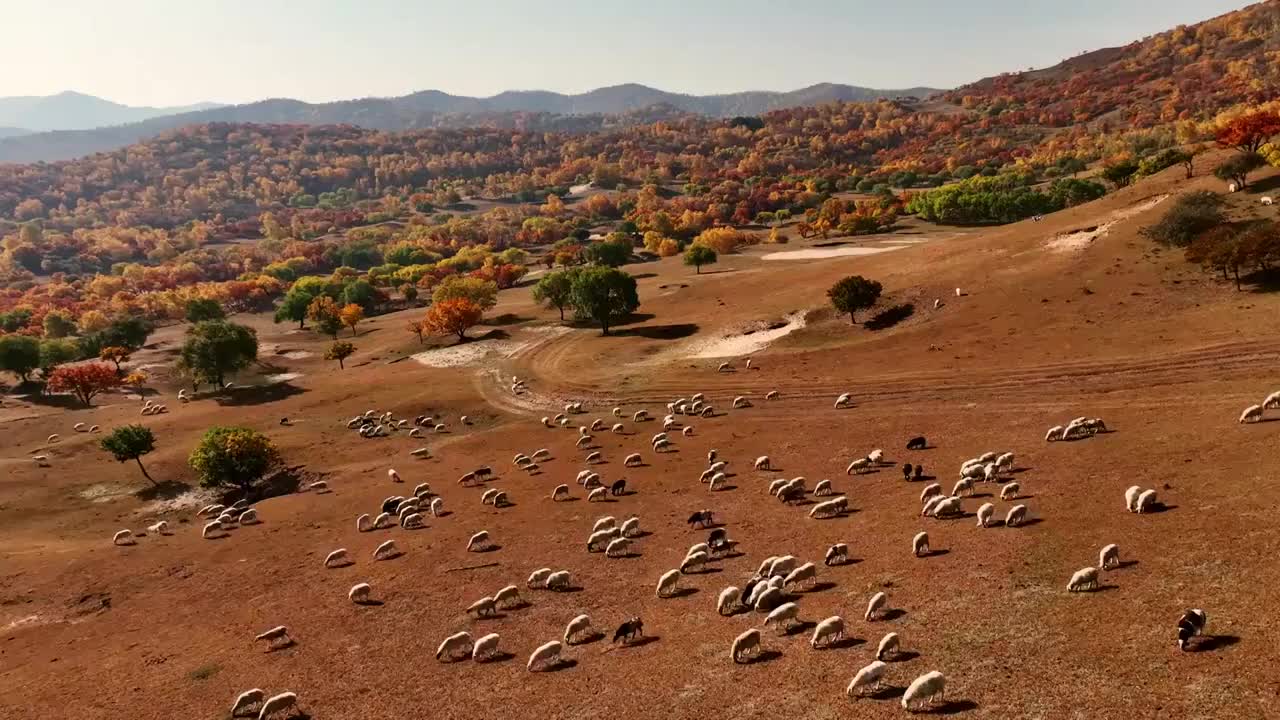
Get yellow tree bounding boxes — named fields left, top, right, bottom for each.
left=340, top=303, right=365, bottom=336
left=307, top=296, right=343, bottom=338
left=423, top=298, right=484, bottom=342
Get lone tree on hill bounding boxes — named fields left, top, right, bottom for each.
left=532, top=268, right=578, bottom=321
left=189, top=426, right=280, bottom=494
left=100, top=425, right=158, bottom=485
left=423, top=298, right=485, bottom=341
left=47, top=362, right=122, bottom=406
left=683, top=244, right=718, bottom=274
left=325, top=340, right=356, bottom=369
left=570, top=267, right=640, bottom=335
left=179, top=320, right=259, bottom=389
left=827, top=275, right=883, bottom=324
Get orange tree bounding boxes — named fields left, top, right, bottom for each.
left=340, top=303, right=364, bottom=336
left=307, top=296, right=343, bottom=338
left=99, top=346, right=131, bottom=373
left=423, top=298, right=484, bottom=341
left=325, top=340, right=356, bottom=369
left=47, top=362, right=122, bottom=406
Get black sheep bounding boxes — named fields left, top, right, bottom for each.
left=914, top=464, right=924, bottom=480
left=707, top=527, right=727, bottom=547
left=610, top=479, right=626, bottom=496
left=1177, top=609, right=1207, bottom=650
left=687, top=510, right=714, bottom=528
left=906, top=436, right=927, bottom=450
left=613, top=617, right=644, bottom=644
left=902, top=463, right=913, bottom=480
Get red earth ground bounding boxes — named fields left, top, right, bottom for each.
left=3, top=158, right=1280, bottom=719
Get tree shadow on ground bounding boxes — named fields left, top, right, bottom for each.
left=215, top=383, right=306, bottom=407
left=135, top=480, right=192, bottom=501
left=486, top=313, right=530, bottom=326
left=612, top=323, right=700, bottom=340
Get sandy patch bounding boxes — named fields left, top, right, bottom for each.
left=671, top=312, right=808, bottom=359
left=139, top=488, right=218, bottom=516
left=413, top=327, right=572, bottom=368
left=1046, top=195, right=1169, bottom=253
left=762, top=245, right=903, bottom=261
left=278, top=350, right=313, bottom=360
left=78, top=484, right=134, bottom=503
left=881, top=239, right=929, bottom=245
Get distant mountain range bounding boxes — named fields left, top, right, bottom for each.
left=0, top=83, right=940, bottom=163
left=0, top=91, right=224, bottom=133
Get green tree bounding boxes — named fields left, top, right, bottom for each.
left=188, top=426, right=280, bottom=494
left=38, top=338, right=80, bottom=377
left=96, top=317, right=153, bottom=351
left=100, top=425, right=158, bottom=485
left=584, top=239, right=632, bottom=267
left=273, top=278, right=328, bottom=328
left=532, top=269, right=578, bottom=321
left=1141, top=191, right=1225, bottom=248
left=432, top=276, right=498, bottom=310
left=683, top=244, right=718, bottom=274
left=827, top=275, right=883, bottom=324
left=184, top=298, right=226, bottom=323
left=41, top=310, right=76, bottom=339
left=1101, top=160, right=1140, bottom=188
left=340, top=279, right=379, bottom=312
left=179, top=321, right=259, bottom=388
left=0, top=334, right=40, bottom=382
left=570, top=267, right=640, bottom=335
left=325, top=340, right=356, bottom=369
left=1214, top=153, right=1266, bottom=190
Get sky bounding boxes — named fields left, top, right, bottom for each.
left=1, top=0, right=1255, bottom=107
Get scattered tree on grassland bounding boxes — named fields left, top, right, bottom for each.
left=407, top=319, right=425, bottom=343
left=179, top=320, right=259, bottom=389
left=340, top=303, right=364, bottom=336
left=99, top=346, right=131, bottom=373
left=325, top=340, right=356, bottom=369
left=46, top=362, right=121, bottom=406
left=683, top=244, right=717, bottom=274
left=0, top=334, right=40, bottom=382
left=188, top=426, right=280, bottom=493
left=1213, top=153, right=1265, bottom=189
left=1215, top=111, right=1280, bottom=155
left=570, top=267, right=640, bottom=336
left=1141, top=191, right=1225, bottom=248
left=100, top=424, right=158, bottom=484
left=827, top=275, right=884, bottom=324
left=307, top=296, right=343, bottom=338
left=532, top=269, right=578, bottom=321
left=423, top=298, right=484, bottom=341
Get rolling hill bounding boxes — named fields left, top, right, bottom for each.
left=0, top=91, right=223, bottom=132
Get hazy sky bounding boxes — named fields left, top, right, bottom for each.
left=2, top=0, right=1253, bottom=106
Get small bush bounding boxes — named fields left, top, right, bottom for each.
left=1140, top=191, right=1224, bottom=248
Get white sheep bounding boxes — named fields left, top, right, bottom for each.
left=717, top=586, right=742, bottom=616
left=633, top=410, right=648, bottom=422
left=624, top=453, right=643, bottom=467
left=766, top=390, right=779, bottom=400
left=373, top=540, right=400, bottom=561
left=973, top=502, right=996, bottom=528
left=199, top=503, right=225, bottom=516
left=682, top=426, right=694, bottom=437
left=952, top=478, right=973, bottom=497
left=412, top=482, right=432, bottom=498
left=527, top=640, right=563, bottom=672
left=620, top=516, right=641, bottom=537
left=717, top=361, right=733, bottom=373
left=436, top=631, right=473, bottom=662
left=1125, top=485, right=1142, bottom=512
left=551, top=484, right=570, bottom=501
left=585, top=451, right=603, bottom=464
left=605, top=537, right=632, bottom=557
left=1263, top=196, right=1274, bottom=206
left=238, top=509, right=260, bottom=525
left=592, top=516, right=617, bottom=532
left=709, top=473, right=728, bottom=491
left=494, top=585, right=523, bottom=609
left=257, top=691, right=298, bottom=720
left=146, top=520, right=170, bottom=535
left=809, top=496, right=847, bottom=519
left=323, top=549, right=351, bottom=568
left=847, top=660, right=887, bottom=697
left=913, top=531, right=930, bottom=557
left=681, top=550, right=710, bottom=573
left=834, top=393, right=853, bottom=408
left=1045, top=425, right=1065, bottom=442
left=429, top=497, right=445, bottom=517
left=1067, top=566, right=1100, bottom=592
left=865, top=591, right=888, bottom=621
left=527, top=568, right=552, bottom=588
left=764, top=601, right=800, bottom=633
left=588, top=487, right=608, bottom=502
left=1264, top=390, right=1280, bottom=410
left=112, top=529, right=136, bottom=546
left=810, top=478, right=833, bottom=497
left=481, top=488, right=499, bottom=505
left=846, top=457, right=872, bottom=475
left=1239, top=404, right=1264, bottom=423
left=372, top=512, right=393, bottom=529
left=1099, top=543, right=1120, bottom=570
left=202, top=520, right=224, bottom=539
left=1000, top=482, right=1020, bottom=501
left=387, top=468, right=402, bottom=484
left=410, top=447, right=431, bottom=458
left=230, top=688, right=265, bottom=717
left=564, top=614, right=594, bottom=645
left=902, top=671, right=946, bottom=711
left=732, top=396, right=751, bottom=409
left=470, top=632, right=501, bottom=662
left=783, top=562, right=817, bottom=590
left=1135, top=489, right=1158, bottom=513
left=754, top=455, right=772, bottom=471
left=825, top=543, right=849, bottom=566
left=1005, top=504, right=1028, bottom=528
left=810, top=615, right=845, bottom=649
left=467, top=596, right=498, bottom=617
left=877, top=632, right=900, bottom=661
left=731, top=628, right=763, bottom=663
left=656, top=568, right=682, bottom=598
left=546, top=570, right=572, bottom=591
left=349, top=583, right=373, bottom=604
left=467, top=530, right=492, bottom=552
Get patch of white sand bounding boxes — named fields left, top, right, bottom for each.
left=682, top=312, right=808, bottom=359
left=262, top=372, right=303, bottom=384
left=412, top=327, right=571, bottom=368
left=140, top=488, right=218, bottom=516
left=79, top=484, right=134, bottom=503
left=279, top=350, right=313, bottom=360
left=1046, top=195, right=1169, bottom=253
left=763, top=245, right=903, bottom=261
left=882, top=239, right=929, bottom=245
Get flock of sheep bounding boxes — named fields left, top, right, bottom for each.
left=97, top=366, right=1266, bottom=718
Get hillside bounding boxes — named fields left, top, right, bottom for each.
left=0, top=83, right=937, bottom=163
left=0, top=91, right=222, bottom=132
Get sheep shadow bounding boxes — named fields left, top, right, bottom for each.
left=684, top=566, right=723, bottom=575
left=887, top=649, right=920, bottom=663
left=473, top=612, right=508, bottom=621
left=782, top=620, right=817, bottom=637
left=919, top=549, right=950, bottom=558
left=1142, top=503, right=1177, bottom=514
left=434, top=510, right=453, bottom=517
left=1018, top=518, right=1044, bottom=527
left=472, top=545, right=502, bottom=553
left=264, top=639, right=297, bottom=653
left=867, top=685, right=907, bottom=700
left=627, top=530, right=653, bottom=539
left=745, top=649, right=783, bottom=665
left=554, top=497, right=581, bottom=504
left=1188, top=635, right=1240, bottom=653
left=881, top=608, right=908, bottom=621
left=569, top=631, right=605, bottom=646
left=612, top=488, right=636, bottom=497
left=478, top=650, right=517, bottom=664
left=664, top=587, right=698, bottom=599
left=615, top=635, right=660, bottom=649
left=712, top=484, right=740, bottom=492
left=587, top=498, right=617, bottom=504
left=552, top=586, right=585, bottom=594
left=1115, top=559, right=1140, bottom=569
left=610, top=551, right=643, bottom=560
left=825, top=558, right=862, bottom=567
left=803, top=581, right=838, bottom=594
left=353, top=599, right=385, bottom=607
left=970, top=492, right=993, bottom=499
left=825, top=636, right=866, bottom=650
left=933, top=699, right=980, bottom=714
left=543, top=658, right=579, bottom=673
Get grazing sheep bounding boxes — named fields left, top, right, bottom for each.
left=753, top=587, right=785, bottom=612
left=877, top=632, right=900, bottom=661
left=768, top=555, right=799, bottom=578
left=323, top=549, right=351, bottom=568
left=468, top=632, right=501, bottom=662
left=906, top=435, right=927, bottom=450
left=430, top=497, right=445, bottom=517
left=202, top=521, right=224, bottom=539
left=834, top=393, right=853, bottom=408
left=257, top=692, right=298, bottom=720
left=1067, top=566, right=1100, bottom=592
left=865, top=591, right=888, bottom=621
left=633, top=410, right=649, bottom=422
left=682, top=426, right=695, bottom=436
left=681, top=550, right=711, bottom=574
left=902, top=671, right=946, bottom=711
left=550, top=484, right=571, bottom=501
left=373, top=540, right=400, bottom=561
left=410, top=447, right=432, bottom=458
left=1135, top=489, right=1158, bottom=513
left=621, top=516, right=641, bottom=537
left=563, top=614, right=595, bottom=646
left=1000, top=482, right=1020, bottom=501
left=656, top=569, right=682, bottom=597
left=467, top=596, right=498, bottom=617
left=913, top=531, right=930, bottom=557
left=199, top=503, right=225, bottom=516
left=952, top=478, right=973, bottom=497
left=494, top=585, right=523, bottom=609
left=809, top=496, right=848, bottom=519
left=412, top=482, right=432, bottom=499
left=732, top=396, right=751, bottom=409
left=527, top=640, right=563, bottom=672
left=588, top=487, right=608, bottom=502
left=811, top=615, right=846, bottom=648
left=587, top=528, right=619, bottom=552
left=113, top=529, right=136, bottom=546
left=766, top=390, right=780, bottom=400
left=613, top=617, right=644, bottom=644
left=387, top=468, right=402, bottom=484
left=1125, top=485, right=1142, bottom=512
left=717, top=586, right=742, bottom=616
left=867, top=449, right=884, bottom=465
left=768, top=477, right=789, bottom=496
left=784, top=562, right=817, bottom=590
left=933, top=496, right=963, bottom=518
left=624, top=453, right=643, bottom=467
left=546, top=570, right=572, bottom=591
left=1045, top=425, right=1065, bottom=442
left=605, top=537, right=632, bottom=557
left=575, top=435, right=594, bottom=450
left=592, top=516, right=618, bottom=532
left=610, top=479, right=627, bottom=496
left=1263, top=196, right=1275, bottom=206
left=976, top=502, right=995, bottom=528
left=231, top=688, right=265, bottom=717
left=847, top=661, right=887, bottom=698
left=920, top=483, right=943, bottom=503
left=372, top=512, right=393, bottom=529
left=255, top=625, right=292, bottom=649
left=1177, top=609, right=1208, bottom=650
left=349, top=583, right=373, bottom=604
left=813, top=478, right=833, bottom=497
left=825, top=543, right=850, bottom=566
left=687, top=509, right=714, bottom=528
left=1264, top=391, right=1280, bottom=410
left=467, top=530, right=492, bottom=552
left=764, top=602, right=801, bottom=633
left=731, top=628, right=763, bottom=663
left=709, top=473, right=729, bottom=491
left=846, top=457, right=872, bottom=475
left=686, top=541, right=711, bottom=558
left=1099, top=543, right=1120, bottom=570
left=147, top=520, right=170, bottom=535
left=1005, top=504, right=1028, bottom=527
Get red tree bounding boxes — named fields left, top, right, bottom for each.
left=1216, top=111, right=1280, bottom=155
left=423, top=299, right=484, bottom=341
left=47, top=362, right=122, bottom=406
